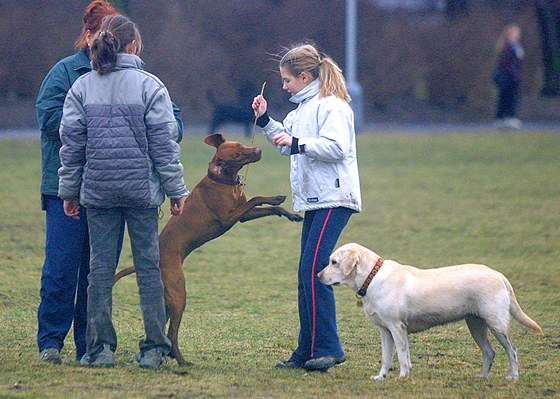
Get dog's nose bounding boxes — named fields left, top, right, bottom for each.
left=251, top=148, right=262, bottom=160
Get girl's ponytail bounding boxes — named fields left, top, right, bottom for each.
left=91, top=30, right=119, bottom=75
left=318, top=57, right=351, bottom=103
left=89, top=15, right=142, bottom=75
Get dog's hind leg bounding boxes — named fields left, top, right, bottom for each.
left=166, top=285, right=187, bottom=365
left=489, top=327, right=518, bottom=381
left=466, top=316, right=495, bottom=378
left=161, top=261, right=188, bottom=366
left=372, top=326, right=395, bottom=381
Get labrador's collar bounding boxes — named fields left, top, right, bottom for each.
left=356, top=257, right=384, bottom=302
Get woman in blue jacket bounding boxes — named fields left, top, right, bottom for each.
left=35, top=1, right=184, bottom=365
left=35, top=1, right=120, bottom=365
left=253, top=43, right=361, bottom=372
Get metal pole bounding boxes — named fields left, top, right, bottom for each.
left=346, top=0, right=364, bottom=131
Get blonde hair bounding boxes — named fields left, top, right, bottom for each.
left=279, top=43, right=351, bottom=102
left=495, top=24, right=521, bottom=53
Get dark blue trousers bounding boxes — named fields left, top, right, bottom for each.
left=496, top=80, right=520, bottom=119
left=289, top=207, right=353, bottom=366
left=37, top=196, right=123, bottom=360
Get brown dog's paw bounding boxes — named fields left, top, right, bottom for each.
left=288, top=213, right=303, bottom=222
left=270, top=195, right=286, bottom=205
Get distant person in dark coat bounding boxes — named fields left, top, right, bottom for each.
left=493, top=24, right=524, bottom=129
left=208, top=81, right=257, bottom=137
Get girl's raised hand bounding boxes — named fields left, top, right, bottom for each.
left=252, top=95, right=267, bottom=118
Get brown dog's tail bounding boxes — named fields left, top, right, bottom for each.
left=112, top=266, right=136, bottom=286
left=504, top=276, right=543, bottom=334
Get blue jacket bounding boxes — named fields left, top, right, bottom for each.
left=36, top=48, right=184, bottom=198
left=58, top=54, right=189, bottom=208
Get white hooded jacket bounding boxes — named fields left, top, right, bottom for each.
left=260, top=79, right=362, bottom=213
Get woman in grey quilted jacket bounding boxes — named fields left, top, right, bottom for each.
left=58, top=15, right=189, bottom=369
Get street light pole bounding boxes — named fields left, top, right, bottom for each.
left=346, top=0, right=364, bottom=131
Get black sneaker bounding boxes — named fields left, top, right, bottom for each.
left=275, top=360, right=303, bottom=369
left=39, top=348, right=62, bottom=365
left=303, top=355, right=346, bottom=372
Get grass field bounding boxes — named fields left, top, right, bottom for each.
left=0, top=130, right=559, bottom=399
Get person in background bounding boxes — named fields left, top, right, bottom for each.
left=58, top=14, right=188, bottom=369
left=35, top=0, right=185, bottom=365
left=252, top=43, right=362, bottom=372
left=493, top=24, right=524, bottom=129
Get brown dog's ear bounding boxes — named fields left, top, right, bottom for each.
left=342, top=249, right=360, bottom=276
left=204, top=133, right=226, bottom=148
left=209, top=161, right=223, bottom=176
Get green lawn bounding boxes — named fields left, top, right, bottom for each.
left=0, top=130, right=559, bottom=399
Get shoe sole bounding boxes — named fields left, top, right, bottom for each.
left=275, top=362, right=303, bottom=369
left=80, top=361, right=115, bottom=368
left=139, top=364, right=162, bottom=370
left=40, top=356, right=62, bottom=365
left=80, top=354, right=115, bottom=368
left=303, top=356, right=346, bottom=372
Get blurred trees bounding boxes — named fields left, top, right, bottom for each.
left=535, top=0, right=560, bottom=96
left=0, top=0, right=554, bottom=126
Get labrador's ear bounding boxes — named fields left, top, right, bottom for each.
left=204, top=133, right=226, bottom=148
left=342, top=248, right=360, bottom=276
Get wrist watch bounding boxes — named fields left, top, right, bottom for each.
left=298, top=144, right=306, bottom=154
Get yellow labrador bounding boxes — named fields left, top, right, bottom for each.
left=317, top=243, right=543, bottom=381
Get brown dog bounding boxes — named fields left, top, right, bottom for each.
left=113, top=133, right=302, bottom=365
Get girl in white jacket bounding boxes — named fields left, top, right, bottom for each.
left=253, top=43, right=361, bottom=372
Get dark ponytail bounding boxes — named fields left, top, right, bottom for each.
left=91, top=30, right=119, bottom=75
left=90, top=15, right=143, bottom=75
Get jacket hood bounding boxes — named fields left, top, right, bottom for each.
left=116, top=53, right=145, bottom=69
left=290, top=79, right=319, bottom=104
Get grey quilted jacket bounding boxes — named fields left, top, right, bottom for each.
left=58, top=54, right=189, bottom=208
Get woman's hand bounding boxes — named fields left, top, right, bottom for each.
left=273, top=132, right=293, bottom=147
left=63, top=199, right=81, bottom=220
left=252, top=94, right=268, bottom=118
left=170, top=197, right=186, bottom=216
